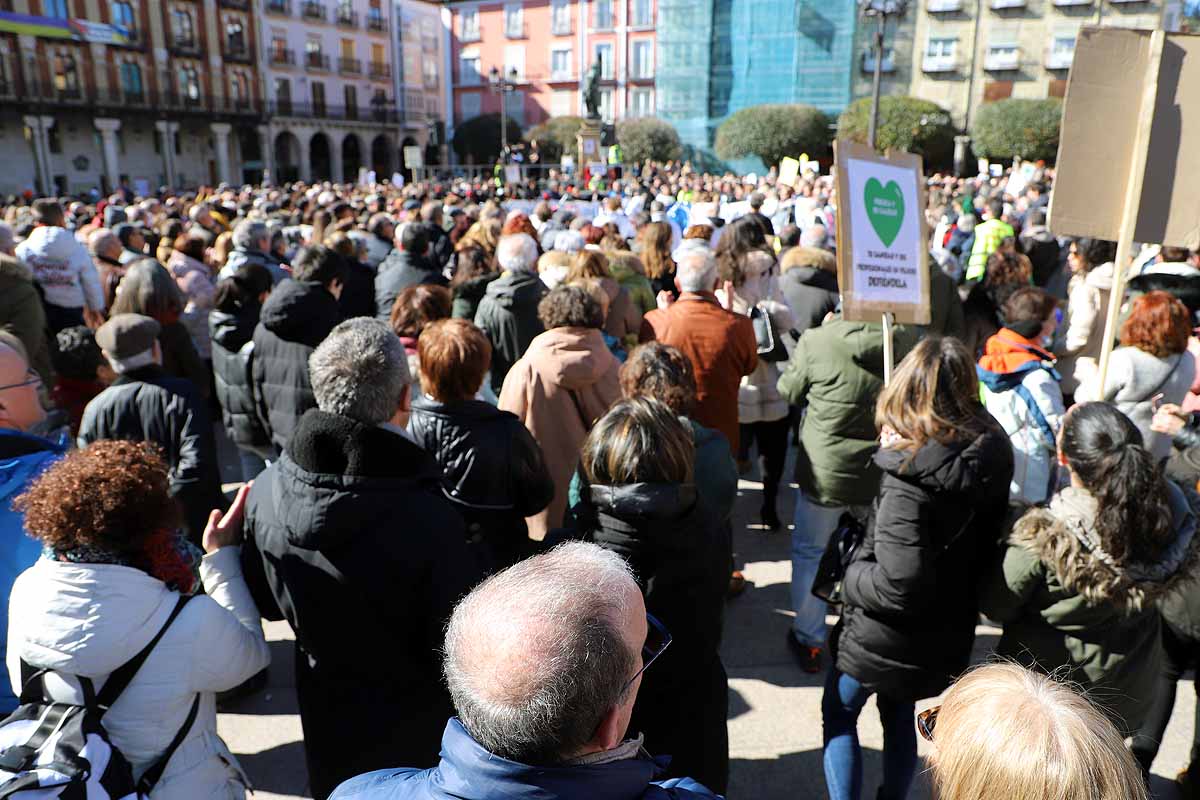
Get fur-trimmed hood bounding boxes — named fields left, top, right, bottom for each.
left=1012, top=481, right=1200, bottom=613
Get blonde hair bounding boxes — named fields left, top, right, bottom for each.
left=930, top=663, right=1148, bottom=800
left=876, top=336, right=989, bottom=451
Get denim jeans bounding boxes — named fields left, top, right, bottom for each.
left=790, top=492, right=851, bottom=647
left=822, top=667, right=918, bottom=800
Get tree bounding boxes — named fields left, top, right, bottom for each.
left=714, top=104, right=830, bottom=168
left=451, top=113, right=522, bottom=165
left=524, top=116, right=586, bottom=163
left=616, top=117, right=682, bottom=163
left=970, top=98, right=1063, bottom=164
left=837, top=97, right=956, bottom=167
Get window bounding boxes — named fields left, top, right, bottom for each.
left=598, top=87, right=612, bottom=122
left=172, top=8, right=195, bottom=46
left=459, top=91, right=481, bottom=121
left=53, top=51, right=79, bottom=96
left=461, top=9, right=479, bottom=41
left=1052, top=35, right=1076, bottom=54
left=594, top=0, right=613, bottom=29
left=504, top=44, right=524, bottom=79
left=371, top=42, right=385, bottom=64
left=305, top=37, right=321, bottom=55
left=594, top=42, right=613, bottom=78
left=312, top=81, right=326, bottom=114
left=505, top=3, right=523, bottom=37
left=119, top=61, right=142, bottom=95
left=631, top=39, right=651, bottom=78
left=631, top=87, right=651, bottom=116
left=926, top=37, right=956, bottom=57
left=345, top=84, right=358, bottom=117
left=551, top=47, right=572, bottom=79
left=112, top=1, right=136, bottom=35
left=632, top=0, right=652, bottom=27
left=341, top=38, right=355, bottom=58
left=178, top=66, right=200, bottom=100
left=551, top=89, right=572, bottom=117
left=231, top=72, right=249, bottom=106
left=459, top=51, right=481, bottom=85
left=226, top=19, right=245, bottom=53
left=275, top=77, right=292, bottom=111
left=45, top=0, right=69, bottom=18
left=423, top=57, right=438, bottom=87
left=552, top=0, right=571, bottom=34
left=337, top=0, right=353, bottom=23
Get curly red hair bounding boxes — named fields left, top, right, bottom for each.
left=1120, top=290, right=1191, bottom=358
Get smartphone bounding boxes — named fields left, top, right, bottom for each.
left=1152, top=393, right=1165, bottom=412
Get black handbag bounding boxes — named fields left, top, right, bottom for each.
left=750, top=304, right=789, bottom=362
left=810, top=512, right=866, bottom=604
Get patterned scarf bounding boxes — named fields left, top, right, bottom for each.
left=48, top=528, right=202, bottom=595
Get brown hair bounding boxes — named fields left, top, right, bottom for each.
left=580, top=224, right=605, bottom=246
left=636, top=221, right=674, bottom=281
left=683, top=224, right=714, bottom=242
left=14, top=440, right=178, bottom=555
left=566, top=250, right=611, bottom=283
left=619, top=342, right=697, bottom=416
left=983, top=251, right=1033, bottom=289
left=324, top=230, right=358, bottom=260
left=1120, top=290, right=1191, bottom=358
left=876, top=337, right=990, bottom=450
left=390, top=284, right=453, bottom=339
left=418, top=319, right=492, bottom=403
left=1001, top=287, right=1057, bottom=326
left=172, top=233, right=206, bottom=262
left=582, top=397, right=694, bottom=486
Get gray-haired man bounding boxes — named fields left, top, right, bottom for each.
left=242, top=317, right=485, bottom=800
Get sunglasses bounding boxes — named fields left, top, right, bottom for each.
left=917, top=705, right=940, bottom=742
left=622, top=613, right=672, bottom=695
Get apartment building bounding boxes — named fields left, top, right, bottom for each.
left=444, top=0, right=656, bottom=147
left=259, top=0, right=400, bottom=182
left=395, top=0, right=446, bottom=166
left=1, top=0, right=263, bottom=194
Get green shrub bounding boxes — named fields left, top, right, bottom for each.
left=616, top=117, right=683, bottom=163
left=837, top=96, right=956, bottom=167
left=524, top=116, right=586, bottom=163
left=970, top=98, right=1063, bottom=163
left=451, top=113, right=523, bottom=164
left=714, top=104, right=830, bottom=168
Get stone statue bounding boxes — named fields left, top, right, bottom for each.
left=583, top=59, right=602, bottom=120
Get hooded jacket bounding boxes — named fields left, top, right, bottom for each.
left=978, top=329, right=1064, bottom=506
left=450, top=272, right=499, bottom=322
left=0, top=254, right=53, bottom=384
left=609, top=258, right=657, bottom=316
left=475, top=271, right=549, bottom=396
left=0, top=428, right=66, bottom=713
left=570, top=481, right=731, bottom=793
left=779, top=264, right=838, bottom=337
left=220, top=247, right=288, bottom=285
left=1055, top=266, right=1112, bottom=396
left=14, top=225, right=104, bottom=311
left=407, top=395, right=555, bottom=572
left=328, top=719, right=721, bottom=800
left=598, top=276, right=643, bottom=349
left=375, top=250, right=448, bottom=322
left=498, top=327, right=621, bottom=540
left=251, top=280, right=343, bottom=452
left=777, top=317, right=919, bottom=507
left=982, top=481, right=1200, bottom=734
left=209, top=305, right=272, bottom=458
left=7, top=549, right=269, bottom=799
left=835, top=423, right=1014, bottom=702
left=241, top=409, right=486, bottom=799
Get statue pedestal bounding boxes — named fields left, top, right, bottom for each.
left=577, top=118, right=603, bottom=175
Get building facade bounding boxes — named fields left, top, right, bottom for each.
left=395, top=0, right=446, bottom=166
left=1, top=0, right=263, bottom=195
left=444, top=0, right=657, bottom=158
left=259, top=0, right=401, bottom=182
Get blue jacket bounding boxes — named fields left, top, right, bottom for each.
left=329, top=719, right=723, bottom=800
left=0, top=428, right=67, bottom=713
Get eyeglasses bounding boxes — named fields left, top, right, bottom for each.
left=917, top=705, right=940, bottom=742
left=621, top=613, right=672, bottom=695
left=0, top=370, right=41, bottom=393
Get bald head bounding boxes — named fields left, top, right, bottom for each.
left=444, top=542, right=643, bottom=765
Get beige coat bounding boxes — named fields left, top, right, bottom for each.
left=498, top=326, right=621, bottom=540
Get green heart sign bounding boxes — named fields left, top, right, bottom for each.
left=864, top=178, right=905, bottom=248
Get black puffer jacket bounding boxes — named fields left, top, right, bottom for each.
left=240, top=409, right=486, bottom=799
left=473, top=271, right=548, bottom=395
left=375, top=250, right=448, bottom=321
left=834, top=420, right=1013, bottom=702
left=78, top=364, right=225, bottom=544
left=408, top=395, right=554, bottom=572
left=337, top=258, right=378, bottom=320
left=251, top=280, right=342, bottom=452
left=572, top=481, right=730, bottom=794
left=210, top=305, right=272, bottom=458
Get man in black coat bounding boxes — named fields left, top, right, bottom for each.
left=79, top=313, right=225, bottom=544
left=242, top=318, right=486, bottom=800
left=375, top=222, right=447, bottom=321
left=420, top=202, right=454, bottom=272
left=251, top=245, right=344, bottom=454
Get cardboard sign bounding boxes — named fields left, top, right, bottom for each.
left=403, top=146, right=423, bottom=169
left=834, top=141, right=931, bottom=326
left=1049, top=27, right=1200, bottom=250
left=778, top=157, right=800, bottom=187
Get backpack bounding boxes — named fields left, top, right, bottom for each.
left=0, top=595, right=198, bottom=798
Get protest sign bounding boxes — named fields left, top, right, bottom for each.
left=504, top=165, right=521, bottom=184
left=833, top=140, right=931, bottom=329
left=778, top=157, right=801, bottom=187
left=403, top=146, right=423, bottom=169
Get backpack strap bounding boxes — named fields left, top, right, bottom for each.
left=136, top=694, right=200, bottom=795
left=95, top=595, right=192, bottom=711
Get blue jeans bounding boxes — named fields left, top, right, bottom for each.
left=790, top=492, right=850, bottom=646
left=822, top=668, right=917, bottom=800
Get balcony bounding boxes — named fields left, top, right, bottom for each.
left=224, top=45, right=253, bottom=64
left=301, top=1, right=326, bottom=21
left=922, top=53, right=958, bottom=72
left=369, top=61, right=392, bottom=79
left=218, top=0, right=249, bottom=7
left=336, top=8, right=359, bottom=28
left=984, top=46, right=1020, bottom=69
left=1109, top=0, right=1148, bottom=4
left=551, top=21, right=572, bottom=35
left=991, top=0, right=1026, bottom=7
left=339, top=56, right=362, bottom=74
left=267, top=99, right=399, bottom=122
left=266, top=0, right=291, bottom=14
left=927, top=0, right=963, bottom=10
left=505, top=22, right=526, bottom=38
left=270, top=48, right=296, bottom=66
left=460, top=26, right=480, bottom=42
left=169, top=37, right=201, bottom=56
left=861, top=51, right=896, bottom=73
left=1046, top=48, right=1074, bottom=69
left=15, top=81, right=262, bottom=116
left=367, top=14, right=389, bottom=32
left=305, top=52, right=331, bottom=71
left=1053, top=0, right=1091, bottom=4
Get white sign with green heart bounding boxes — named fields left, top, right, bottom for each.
left=843, top=154, right=924, bottom=310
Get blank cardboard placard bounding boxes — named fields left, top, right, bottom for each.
left=834, top=140, right=931, bottom=326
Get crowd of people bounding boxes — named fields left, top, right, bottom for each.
left=0, top=157, right=1198, bottom=800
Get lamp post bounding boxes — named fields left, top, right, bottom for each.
left=859, top=0, right=908, bottom=151
left=488, top=65, right=519, bottom=163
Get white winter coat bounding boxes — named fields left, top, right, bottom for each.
left=14, top=226, right=105, bottom=312
left=1054, top=266, right=1110, bottom=396
left=6, top=548, right=270, bottom=799
left=981, top=367, right=1065, bottom=506
left=724, top=252, right=796, bottom=425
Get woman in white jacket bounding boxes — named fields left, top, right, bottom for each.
left=7, top=439, right=270, bottom=799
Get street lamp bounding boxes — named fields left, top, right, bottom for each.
left=488, top=65, right=520, bottom=163
left=859, top=0, right=908, bottom=151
